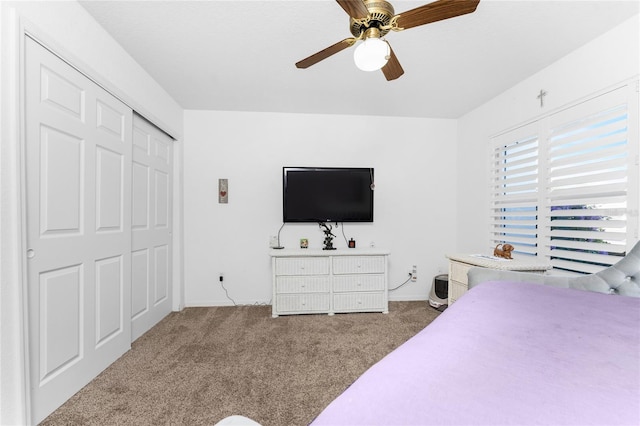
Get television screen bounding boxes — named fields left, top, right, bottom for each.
left=283, top=167, right=374, bottom=223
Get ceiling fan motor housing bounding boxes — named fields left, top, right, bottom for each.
left=349, top=0, right=395, bottom=38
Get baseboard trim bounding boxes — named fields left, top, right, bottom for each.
left=185, top=299, right=272, bottom=308
left=388, top=295, right=429, bottom=302
left=187, top=296, right=428, bottom=307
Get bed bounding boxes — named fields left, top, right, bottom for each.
left=310, top=280, right=640, bottom=425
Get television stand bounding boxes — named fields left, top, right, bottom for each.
left=270, top=248, right=390, bottom=317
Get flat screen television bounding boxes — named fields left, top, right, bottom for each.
left=283, top=167, right=374, bottom=223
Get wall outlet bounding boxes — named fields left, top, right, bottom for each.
left=219, top=273, right=224, bottom=283
left=411, top=265, right=417, bottom=282
left=269, top=236, right=278, bottom=248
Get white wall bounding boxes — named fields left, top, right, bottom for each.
left=184, top=111, right=458, bottom=306
left=0, top=2, right=183, bottom=424
left=3, top=1, right=183, bottom=137
left=456, top=14, right=640, bottom=254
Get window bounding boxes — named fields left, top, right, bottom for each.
left=490, top=82, right=639, bottom=274
left=490, top=130, right=540, bottom=257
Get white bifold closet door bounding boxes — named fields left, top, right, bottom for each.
left=131, top=114, right=173, bottom=341
left=25, top=36, right=133, bottom=423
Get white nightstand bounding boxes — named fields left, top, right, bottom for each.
left=446, top=254, right=550, bottom=304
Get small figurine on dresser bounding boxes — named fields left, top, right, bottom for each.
left=493, top=243, right=514, bottom=259
left=319, top=222, right=336, bottom=250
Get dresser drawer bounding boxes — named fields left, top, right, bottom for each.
left=450, top=261, right=471, bottom=284
left=332, top=256, right=385, bottom=275
left=275, top=257, right=330, bottom=276
left=276, top=293, right=330, bottom=313
left=276, top=276, right=331, bottom=293
left=448, top=280, right=468, bottom=304
left=333, top=292, right=385, bottom=312
left=333, top=275, right=385, bottom=292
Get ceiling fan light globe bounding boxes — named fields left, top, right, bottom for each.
left=353, top=38, right=389, bottom=72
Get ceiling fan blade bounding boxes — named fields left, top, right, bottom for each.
left=381, top=44, right=404, bottom=81
left=336, top=0, right=370, bottom=20
left=295, top=38, right=357, bottom=69
left=394, top=0, right=480, bottom=31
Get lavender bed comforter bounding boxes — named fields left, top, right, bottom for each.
left=311, top=281, right=640, bottom=425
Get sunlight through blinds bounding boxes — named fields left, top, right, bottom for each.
left=545, top=90, right=631, bottom=274
left=490, top=124, right=540, bottom=257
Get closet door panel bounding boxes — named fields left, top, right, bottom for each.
left=38, top=265, right=83, bottom=382
left=39, top=126, right=84, bottom=235
left=132, top=161, right=150, bottom=229
left=25, top=36, right=132, bottom=424
left=131, top=248, right=150, bottom=319
left=131, top=114, right=173, bottom=341
left=95, top=146, right=124, bottom=232
left=95, top=255, right=124, bottom=346
left=154, top=170, right=169, bottom=228
left=154, top=244, right=169, bottom=304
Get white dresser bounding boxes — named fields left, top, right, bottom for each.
left=270, top=249, right=390, bottom=317
left=446, top=254, right=550, bottom=305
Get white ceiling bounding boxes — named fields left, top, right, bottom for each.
left=79, top=0, right=639, bottom=119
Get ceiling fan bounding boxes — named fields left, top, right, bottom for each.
left=295, top=0, right=480, bottom=81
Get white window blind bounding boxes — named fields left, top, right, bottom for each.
left=490, top=82, right=639, bottom=274
left=490, top=126, right=540, bottom=256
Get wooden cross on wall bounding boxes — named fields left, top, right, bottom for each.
left=537, top=89, right=547, bottom=107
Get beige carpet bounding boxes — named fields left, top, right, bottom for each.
left=41, top=302, right=441, bottom=426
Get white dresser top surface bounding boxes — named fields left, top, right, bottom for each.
left=446, top=253, right=551, bottom=271
left=270, top=248, right=390, bottom=257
